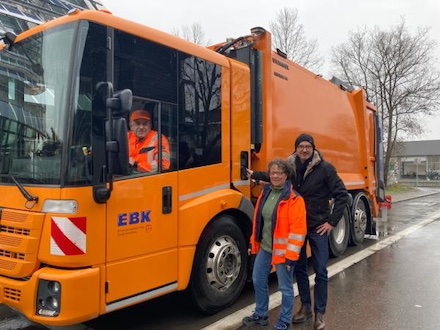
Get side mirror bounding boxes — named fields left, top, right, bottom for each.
left=105, top=118, right=129, bottom=176
left=92, top=83, right=132, bottom=204
left=107, top=89, right=133, bottom=116
left=116, top=89, right=133, bottom=113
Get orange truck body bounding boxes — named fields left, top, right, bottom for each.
left=0, top=10, right=384, bottom=326
left=227, top=30, right=382, bottom=209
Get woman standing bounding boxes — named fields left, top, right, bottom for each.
left=243, top=159, right=307, bottom=330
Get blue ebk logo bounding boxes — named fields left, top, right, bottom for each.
left=118, top=210, right=151, bottom=226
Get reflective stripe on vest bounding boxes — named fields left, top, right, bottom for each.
left=289, top=233, right=305, bottom=241
left=274, top=244, right=301, bottom=257
left=273, top=249, right=286, bottom=257
left=149, top=133, right=170, bottom=172
left=146, top=134, right=158, bottom=173
left=287, top=243, right=301, bottom=254
left=274, top=238, right=288, bottom=245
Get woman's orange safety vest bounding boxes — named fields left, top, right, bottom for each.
left=250, top=183, right=307, bottom=265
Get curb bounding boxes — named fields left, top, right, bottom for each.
left=389, top=190, right=440, bottom=203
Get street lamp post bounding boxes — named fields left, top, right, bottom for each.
left=415, top=158, right=419, bottom=187
left=416, top=161, right=419, bottom=187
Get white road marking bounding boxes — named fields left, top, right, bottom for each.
left=202, top=210, right=440, bottom=330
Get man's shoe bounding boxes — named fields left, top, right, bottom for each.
left=314, top=312, right=326, bottom=330
left=242, top=313, right=269, bottom=326
left=274, top=320, right=291, bottom=330
left=292, top=306, right=312, bottom=324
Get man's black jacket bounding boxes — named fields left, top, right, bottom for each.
left=252, top=150, right=348, bottom=230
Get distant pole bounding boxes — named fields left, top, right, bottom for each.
left=416, top=159, right=419, bottom=187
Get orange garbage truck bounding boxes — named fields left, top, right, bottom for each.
left=0, top=9, right=384, bottom=326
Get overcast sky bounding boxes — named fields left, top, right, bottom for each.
left=102, top=0, right=440, bottom=141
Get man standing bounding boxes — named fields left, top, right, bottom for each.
left=128, top=109, right=170, bottom=173
left=289, top=133, right=348, bottom=330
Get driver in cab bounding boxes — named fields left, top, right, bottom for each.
left=128, top=109, right=170, bottom=173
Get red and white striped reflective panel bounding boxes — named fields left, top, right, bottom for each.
left=50, top=217, right=87, bottom=256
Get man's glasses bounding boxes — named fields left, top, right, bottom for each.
left=297, top=145, right=312, bottom=150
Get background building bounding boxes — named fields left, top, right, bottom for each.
left=390, top=140, right=440, bottom=186
left=0, top=0, right=104, bottom=36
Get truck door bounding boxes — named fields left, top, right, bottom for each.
left=101, top=27, right=181, bottom=307
left=104, top=103, right=178, bottom=306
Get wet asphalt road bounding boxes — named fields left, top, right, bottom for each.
left=255, top=190, right=440, bottom=330
left=1, top=188, right=440, bottom=330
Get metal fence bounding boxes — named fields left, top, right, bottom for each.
left=398, top=179, right=440, bottom=187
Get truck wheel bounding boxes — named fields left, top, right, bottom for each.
left=329, top=208, right=349, bottom=258
left=190, top=215, right=248, bottom=314
left=349, top=194, right=370, bottom=246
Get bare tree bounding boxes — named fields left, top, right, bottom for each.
left=269, top=7, right=323, bottom=72
left=171, top=22, right=210, bottom=46
left=331, top=19, right=440, bottom=185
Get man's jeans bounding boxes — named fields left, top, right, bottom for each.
left=294, top=229, right=329, bottom=314
left=252, top=249, right=295, bottom=323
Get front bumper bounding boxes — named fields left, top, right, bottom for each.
left=0, top=266, right=100, bottom=326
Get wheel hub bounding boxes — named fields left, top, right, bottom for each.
left=354, top=208, right=367, bottom=233
left=205, top=236, right=242, bottom=292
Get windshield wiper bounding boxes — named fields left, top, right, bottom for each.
left=10, top=174, right=39, bottom=203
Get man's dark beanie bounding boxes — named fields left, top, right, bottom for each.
left=295, top=133, right=315, bottom=149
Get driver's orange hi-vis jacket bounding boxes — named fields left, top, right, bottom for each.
left=128, top=130, right=170, bottom=173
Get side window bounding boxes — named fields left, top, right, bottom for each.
left=129, top=100, right=177, bottom=173
left=67, top=22, right=107, bottom=186
left=179, top=54, right=221, bottom=170
left=113, top=30, right=178, bottom=175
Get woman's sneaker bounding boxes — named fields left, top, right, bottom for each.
left=274, top=320, right=291, bottom=330
left=242, top=313, right=269, bottom=326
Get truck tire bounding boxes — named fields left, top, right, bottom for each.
left=329, top=208, right=349, bottom=258
left=190, top=215, right=248, bottom=314
left=349, top=193, right=370, bottom=246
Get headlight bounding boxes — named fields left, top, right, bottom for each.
left=48, top=281, right=61, bottom=294
left=47, top=296, right=59, bottom=309
left=36, top=280, right=61, bottom=317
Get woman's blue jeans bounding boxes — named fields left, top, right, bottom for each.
left=294, top=229, right=329, bottom=314
left=252, top=249, right=295, bottom=323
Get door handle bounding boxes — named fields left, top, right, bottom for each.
left=162, top=186, right=172, bottom=214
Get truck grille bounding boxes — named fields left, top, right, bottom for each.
left=3, top=287, right=21, bottom=302
left=1, top=226, right=31, bottom=236
left=0, top=209, right=44, bottom=278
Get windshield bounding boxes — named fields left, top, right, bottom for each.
left=0, top=23, right=76, bottom=185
